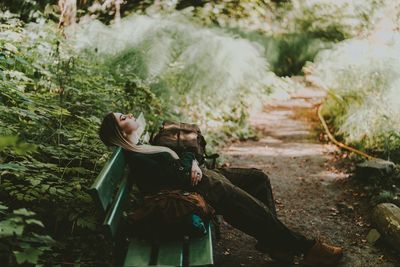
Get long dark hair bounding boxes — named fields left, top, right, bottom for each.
left=99, top=112, right=120, bottom=146
left=98, top=112, right=179, bottom=158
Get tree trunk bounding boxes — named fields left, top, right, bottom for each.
left=59, top=0, right=77, bottom=28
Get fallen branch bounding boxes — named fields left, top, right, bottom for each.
left=317, top=103, right=377, bottom=160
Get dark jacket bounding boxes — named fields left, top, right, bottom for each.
left=125, top=150, right=196, bottom=195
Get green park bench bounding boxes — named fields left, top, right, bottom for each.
left=90, top=147, right=214, bottom=266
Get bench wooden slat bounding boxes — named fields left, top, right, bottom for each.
left=123, top=239, right=152, bottom=267
left=157, top=240, right=183, bottom=266
left=189, top=224, right=214, bottom=266
left=90, top=147, right=126, bottom=212
left=103, top=176, right=129, bottom=239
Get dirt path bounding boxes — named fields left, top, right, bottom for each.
left=213, top=84, right=400, bottom=267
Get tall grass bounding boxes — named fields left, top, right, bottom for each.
left=306, top=33, right=400, bottom=160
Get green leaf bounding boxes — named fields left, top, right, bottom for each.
left=6, top=58, right=15, bottom=65
left=54, top=108, right=71, bottom=116
left=0, top=163, right=27, bottom=172
left=76, top=216, right=96, bottom=230
left=16, top=193, right=25, bottom=201
left=14, top=248, right=42, bottom=264
left=14, top=142, right=37, bottom=155
left=32, top=233, right=55, bottom=244
left=0, top=136, right=36, bottom=155
left=49, top=187, right=57, bottom=195
left=30, top=179, right=42, bottom=186
left=0, top=220, right=24, bottom=237
left=13, top=208, right=36, bottom=217
left=15, top=56, right=28, bottom=65
left=41, top=184, right=50, bottom=191
left=0, top=135, right=18, bottom=149
left=26, top=219, right=44, bottom=227
left=9, top=216, right=23, bottom=223
left=4, top=43, right=18, bottom=53
left=56, top=189, right=66, bottom=195
left=18, top=242, right=31, bottom=249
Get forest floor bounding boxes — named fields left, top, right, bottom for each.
left=213, top=79, right=400, bottom=267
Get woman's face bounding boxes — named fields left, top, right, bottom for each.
left=113, top=112, right=140, bottom=135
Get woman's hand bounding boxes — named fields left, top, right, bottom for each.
left=191, top=159, right=202, bottom=186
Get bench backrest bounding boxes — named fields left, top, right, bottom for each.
left=90, top=147, right=132, bottom=239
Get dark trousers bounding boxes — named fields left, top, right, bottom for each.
left=195, top=167, right=314, bottom=253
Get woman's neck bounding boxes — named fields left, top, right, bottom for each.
left=126, top=132, right=140, bottom=145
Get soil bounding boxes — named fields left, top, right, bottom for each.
left=213, top=82, right=400, bottom=267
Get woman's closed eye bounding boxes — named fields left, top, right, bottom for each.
left=120, top=114, right=127, bottom=121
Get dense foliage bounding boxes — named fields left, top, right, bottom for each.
left=0, top=12, right=154, bottom=265
left=276, top=0, right=383, bottom=40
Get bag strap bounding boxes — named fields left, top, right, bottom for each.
left=149, top=130, right=156, bottom=144
left=204, top=153, right=219, bottom=169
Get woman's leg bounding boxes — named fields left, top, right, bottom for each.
left=215, top=167, right=277, bottom=216
left=196, top=168, right=314, bottom=254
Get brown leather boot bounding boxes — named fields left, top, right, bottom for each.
left=255, top=242, right=295, bottom=264
left=303, top=240, right=343, bottom=266
left=268, top=248, right=295, bottom=264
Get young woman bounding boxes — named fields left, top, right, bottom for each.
left=99, top=112, right=344, bottom=266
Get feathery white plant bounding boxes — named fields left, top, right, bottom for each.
left=67, top=13, right=283, bottom=132
left=307, top=31, right=400, bottom=153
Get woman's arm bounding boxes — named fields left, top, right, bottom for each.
left=191, top=159, right=202, bottom=186
left=178, top=152, right=203, bottom=186
left=126, top=151, right=197, bottom=194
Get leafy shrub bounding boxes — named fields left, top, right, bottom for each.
left=0, top=12, right=163, bottom=264
left=0, top=0, right=49, bottom=22
left=277, top=0, right=383, bottom=41
left=232, top=30, right=332, bottom=76
left=192, top=0, right=276, bottom=33
left=0, top=203, right=54, bottom=266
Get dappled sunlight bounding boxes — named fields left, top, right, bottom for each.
left=268, top=130, right=311, bottom=141
left=225, top=142, right=329, bottom=158
left=311, top=170, right=350, bottom=183
left=258, top=136, right=283, bottom=145
left=230, top=86, right=337, bottom=159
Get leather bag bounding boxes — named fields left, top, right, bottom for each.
left=129, top=190, right=215, bottom=240
left=150, top=120, right=218, bottom=167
